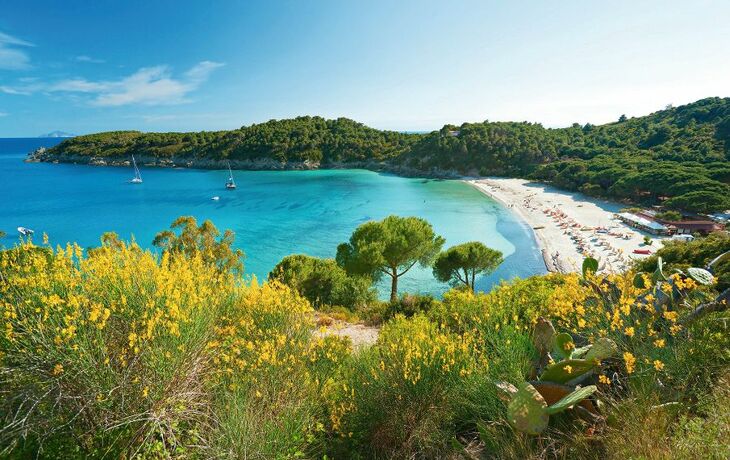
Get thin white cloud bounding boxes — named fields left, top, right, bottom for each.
left=55, top=61, right=224, bottom=106
left=75, top=55, right=105, bottom=64
left=0, top=111, right=8, bottom=117
left=1, top=61, right=224, bottom=107
left=0, top=85, right=33, bottom=95
left=0, top=31, right=34, bottom=70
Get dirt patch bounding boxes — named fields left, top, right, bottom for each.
left=313, top=313, right=379, bottom=349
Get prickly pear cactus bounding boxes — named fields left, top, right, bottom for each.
left=553, top=332, right=575, bottom=360
left=687, top=267, right=715, bottom=286
left=633, top=272, right=648, bottom=289
left=533, top=317, right=556, bottom=357
left=582, top=257, right=599, bottom=278
left=570, top=345, right=591, bottom=359
left=584, top=337, right=618, bottom=362
left=546, top=385, right=598, bottom=415
left=507, top=382, right=549, bottom=435
left=652, top=257, right=667, bottom=282
left=531, top=381, right=598, bottom=414
left=540, top=359, right=596, bottom=384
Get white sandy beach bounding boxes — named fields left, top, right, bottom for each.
left=467, top=178, right=665, bottom=274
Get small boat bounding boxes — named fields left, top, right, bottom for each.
left=633, top=249, right=652, bottom=255
left=211, top=196, right=220, bottom=201
left=225, top=161, right=236, bottom=190
left=17, top=226, right=34, bottom=236
left=130, top=155, right=143, bottom=184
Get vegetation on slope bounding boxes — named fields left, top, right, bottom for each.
left=635, top=232, right=730, bottom=291
left=2, top=218, right=729, bottom=459
left=46, top=116, right=418, bottom=164
left=41, top=97, right=730, bottom=212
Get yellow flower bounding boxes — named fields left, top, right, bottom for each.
left=624, top=327, right=635, bottom=338
left=653, top=339, right=665, bottom=348
left=142, top=386, right=149, bottom=398
left=564, top=365, right=573, bottom=374
left=598, top=374, right=611, bottom=385
left=52, top=363, right=64, bottom=375
left=653, top=360, right=664, bottom=371
left=623, top=352, right=636, bottom=374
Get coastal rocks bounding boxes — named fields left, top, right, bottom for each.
left=25, top=148, right=462, bottom=180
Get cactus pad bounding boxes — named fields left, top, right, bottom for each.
left=546, top=385, right=598, bottom=414
left=687, top=267, right=714, bottom=285
left=533, top=317, right=556, bottom=356
left=507, top=382, right=549, bottom=435
left=531, top=381, right=598, bottom=414
left=553, top=332, right=575, bottom=360
left=582, top=257, right=599, bottom=278
left=633, top=272, right=647, bottom=289
left=540, top=359, right=596, bottom=384
left=584, top=338, right=618, bottom=362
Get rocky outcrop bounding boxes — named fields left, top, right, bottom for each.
left=26, top=148, right=462, bottom=179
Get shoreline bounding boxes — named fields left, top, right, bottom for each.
left=24, top=152, right=661, bottom=274
left=466, top=178, right=662, bottom=274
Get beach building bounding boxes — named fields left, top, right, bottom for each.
left=615, top=212, right=670, bottom=235
left=662, top=220, right=723, bottom=236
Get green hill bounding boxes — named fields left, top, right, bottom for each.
left=39, top=97, right=730, bottom=213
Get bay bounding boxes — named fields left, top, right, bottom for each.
left=0, top=138, right=546, bottom=297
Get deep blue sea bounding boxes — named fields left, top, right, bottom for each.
left=0, top=138, right=546, bottom=297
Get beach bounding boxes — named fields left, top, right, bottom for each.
left=467, top=178, right=663, bottom=274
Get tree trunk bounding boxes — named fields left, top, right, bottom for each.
left=390, top=273, right=398, bottom=303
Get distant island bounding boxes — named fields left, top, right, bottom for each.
left=29, top=97, right=730, bottom=213
left=39, top=130, right=75, bottom=138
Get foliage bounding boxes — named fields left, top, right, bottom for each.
left=636, top=232, right=730, bottom=290
left=0, top=239, right=344, bottom=458
left=336, top=215, right=444, bottom=302
left=268, top=254, right=376, bottom=310
left=44, top=116, right=418, bottom=164
left=44, top=98, right=730, bottom=213
left=433, top=241, right=503, bottom=291
left=2, top=223, right=730, bottom=458
left=326, top=315, right=488, bottom=458
left=656, top=210, right=682, bottom=221
left=152, top=215, right=244, bottom=274
left=386, top=293, right=438, bottom=319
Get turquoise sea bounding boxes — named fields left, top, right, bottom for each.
left=0, top=138, right=546, bottom=297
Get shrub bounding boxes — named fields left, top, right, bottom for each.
left=0, top=240, right=348, bottom=458
left=387, top=293, right=438, bottom=319
left=269, top=254, right=376, bottom=310
left=326, top=315, right=486, bottom=458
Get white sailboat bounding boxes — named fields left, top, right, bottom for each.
left=225, top=161, right=236, bottom=190
left=17, top=226, right=34, bottom=236
left=130, top=155, right=143, bottom=184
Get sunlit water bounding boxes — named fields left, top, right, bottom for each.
left=0, top=138, right=546, bottom=297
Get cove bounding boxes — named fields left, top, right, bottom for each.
left=0, top=138, right=546, bottom=297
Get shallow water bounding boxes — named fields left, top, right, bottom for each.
left=0, top=138, right=546, bottom=297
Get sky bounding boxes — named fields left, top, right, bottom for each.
left=1, top=0, right=729, bottom=137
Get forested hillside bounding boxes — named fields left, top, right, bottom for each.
left=44, top=116, right=418, bottom=164
left=39, top=97, right=730, bottom=212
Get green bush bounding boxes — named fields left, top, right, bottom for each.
left=387, top=293, right=438, bottom=319
left=269, top=254, right=376, bottom=310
